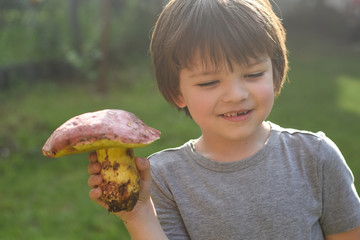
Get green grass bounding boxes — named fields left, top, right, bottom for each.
left=1, top=33, right=360, bottom=239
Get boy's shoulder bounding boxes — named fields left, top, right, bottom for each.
left=270, top=122, right=341, bottom=160
left=148, top=140, right=197, bottom=183
left=148, top=140, right=193, bottom=166
left=271, top=122, right=328, bottom=145
left=271, top=122, right=325, bottom=138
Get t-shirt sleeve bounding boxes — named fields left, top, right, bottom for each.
left=318, top=135, right=360, bottom=236
left=150, top=163, right=191, bottom=240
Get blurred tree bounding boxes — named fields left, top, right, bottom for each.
left=0, top=0, right=165, bottom=90
left=69, top=0, right=82, bottom=56
left=0, top=0, right=26, bottom=10
left=0, top=0, right=25, bottom=27
left=98, top=0, right=111, bottom=94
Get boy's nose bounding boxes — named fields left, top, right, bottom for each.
left=222, top=79, right=249, bottom=103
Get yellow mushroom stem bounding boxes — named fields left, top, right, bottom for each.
left=96, top=147, right=141, bottom=212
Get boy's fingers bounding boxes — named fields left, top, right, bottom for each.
left=135, top=157, right=151, bottom=202
left=89, top=188, right=109, bottom=210
left=88, top=152, right=101, bottom=174
left=135, top=157, right=150, bottom=182
left=88, top=152, right=109, bottom=211
left=89, top=187, right=102, bottom=199
left=88, top=174, right=102, bottom=188
left=88, top=152, right=98, bottom=163
left=88, top=162, right=102, bottom=174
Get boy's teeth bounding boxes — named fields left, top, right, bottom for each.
left=223, top=111, right=249, bottom=117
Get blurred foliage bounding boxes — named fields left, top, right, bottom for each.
left=1, top=0, right=70, bottom=64
left=0, top=0, right=162, bottom=83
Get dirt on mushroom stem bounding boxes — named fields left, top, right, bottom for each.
left=96, top=147, right=141, bottom=212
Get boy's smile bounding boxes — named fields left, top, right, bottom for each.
left=177, top=55, right=274, bottom=161
left=220, top=109, right=253, bottom=122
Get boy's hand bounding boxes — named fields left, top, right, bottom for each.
left=87, top=152, right=152, bottom=218
left=88, top=152, right=167, bottom=239
left=87, top=152, right=106, bottom=209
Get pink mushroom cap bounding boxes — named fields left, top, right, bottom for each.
left=42, top=109, right=161, bottom=158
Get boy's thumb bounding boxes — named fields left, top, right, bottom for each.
left=135, top=157, right=150, bottom=181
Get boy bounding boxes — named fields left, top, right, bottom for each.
left=88, top=0, right=360, bottom=239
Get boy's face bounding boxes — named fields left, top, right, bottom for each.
left=176, top=55, right=274, bottom=143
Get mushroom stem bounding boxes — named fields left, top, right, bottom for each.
left=96, top=147, right=141, bottom=212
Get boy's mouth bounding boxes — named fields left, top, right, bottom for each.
left=221, top=110, right=251, bottom=117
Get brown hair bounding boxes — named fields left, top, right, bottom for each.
left=150, top=0, right=288, bottom=111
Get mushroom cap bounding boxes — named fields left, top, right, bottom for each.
left=42, top=109, right=161, bottom=158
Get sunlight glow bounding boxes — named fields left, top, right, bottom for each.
left=337, top=76, right=360, bottom=116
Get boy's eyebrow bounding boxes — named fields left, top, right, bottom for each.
left=188, top=70, right=221, bottom=78
left=246, top=57, right=269, bottom=67
left=188, top=57, right=269, bottom=78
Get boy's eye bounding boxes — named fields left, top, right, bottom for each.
left=197, top=80, right=219, bottom=87
left=245, top=72, right=264, bottom=79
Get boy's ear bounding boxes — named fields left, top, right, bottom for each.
left=173, top=94, right=186, bottom=108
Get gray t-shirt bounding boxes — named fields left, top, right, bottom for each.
left=149, top=122, right=360, bottom=240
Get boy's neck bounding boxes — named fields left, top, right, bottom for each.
left=193, top=122, right=271, bottom=163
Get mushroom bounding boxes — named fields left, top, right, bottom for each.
left=42, top=109, right=161, bottom=212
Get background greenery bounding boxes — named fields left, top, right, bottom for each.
left=0, top=0, right=359, bottom=239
